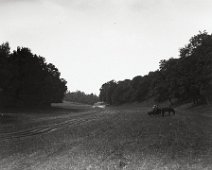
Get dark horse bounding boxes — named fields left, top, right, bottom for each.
left=148, top=107, right=175, bottom=117
left=161, top=107, right=175, bottom=117
left=147, top=108, right=162, bottom=116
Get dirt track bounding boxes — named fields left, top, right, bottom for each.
left=0, top=110, right=111, bottom=140
left=0, top=104, right=212, bottom=170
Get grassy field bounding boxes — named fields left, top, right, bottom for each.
left=0, top=102, right=212, bottom=170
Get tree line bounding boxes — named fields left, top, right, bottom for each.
left=99, top=31, right=212, bottom=105
left=0, top=43, right=67, bottom=107
left=65, top=91, right=99, bottom=105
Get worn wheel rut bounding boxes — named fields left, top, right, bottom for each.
left=0, top=112, right=106, bottom=140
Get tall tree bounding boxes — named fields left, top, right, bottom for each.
left=179, top=31, right=212, bottom=104
left=99, top=80, right=117, bottom=104
left=0, top=44, right=67, bottom=107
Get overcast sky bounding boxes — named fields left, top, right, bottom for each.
left=1, top=0, right=212, bottom=94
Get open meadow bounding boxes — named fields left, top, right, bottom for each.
left=0, top=102, right=212, bottom=170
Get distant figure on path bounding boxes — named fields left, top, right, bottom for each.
left=152, top=104, right=159, bottom=112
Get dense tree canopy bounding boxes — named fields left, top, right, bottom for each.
left=0, top=43, right=67, bottom=107
left=99, top=31, right=212, bottom=105
left=65, top=91, right=99, bottom=105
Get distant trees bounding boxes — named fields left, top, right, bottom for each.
left=99, top=31, right=212, bottom=105
left=65, top=91, right=99, bottom=105
left=0, top=43, right=67, bottom=107
left=99, top=80, right=117, bottom=105
left=112, top=79, right=135, bottom=104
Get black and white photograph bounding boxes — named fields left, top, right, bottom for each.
left=0, top=0, right=212, bottom=169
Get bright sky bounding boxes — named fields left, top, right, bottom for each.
left=1, top=0, right=212, bottom=95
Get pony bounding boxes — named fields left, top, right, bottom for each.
left=147, top=108, right=162, bottom=116
left=147, top=107, right=175, bottom=117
